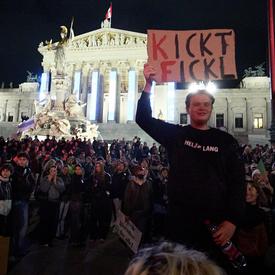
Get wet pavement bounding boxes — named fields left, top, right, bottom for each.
left=8, top=233, right=131, bottom=275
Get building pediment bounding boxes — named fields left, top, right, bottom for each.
left=69, top=28, right=147, bottom=50
left=39, top=28, right=147, bottom=54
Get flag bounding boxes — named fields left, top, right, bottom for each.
left=257, top=159, right=266, bottom=175
left=105, top=3, right=112, bottom=20
left=17, top=118, right=35, bottom=133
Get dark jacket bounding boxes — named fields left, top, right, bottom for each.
left=136, top=92, right=246, bottom=227
left=11, top=165, right=35, bottom=201
left=111, top=171, right=129, bottom=200
left=123, top=178, right=152, bottom=218
left=67, top=174, right=86, bottom=201
left=0, top=176, right=12, bottom=236
left=89, top=173, right=112, bottom=201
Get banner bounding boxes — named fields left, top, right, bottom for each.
left=114, top=211, right=142, bottom=253
left=17, top=118, right=35, bottom=133
left=147, top=29, right=237, bottom=83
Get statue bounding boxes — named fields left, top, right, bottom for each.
left=101, top=19, right=111, bottom=28
left=64, top=95, right=86, bottom=117
left=243, top=63, right=266, bottom=78
left=34, top=93, right=52, bottom=114
left=92, top=35, right=97, bottom=47
left=102, top=33, right=108, bottom=46
left=76, top=120, right=99, bottom=140
left=120, top=34, right=125, bottom=45
left=114, top=33, right=120, bottom=46
left=54, top=26, right=68, bottom=75
left=45, top=39, right=53, bottom=49
left=50, top=117, right=70, bottom=136
left=158, top=109, right=164, bottom=120
left=26, top=71, right=38, bottom=82
left=255, top=63, right=265, bottom=76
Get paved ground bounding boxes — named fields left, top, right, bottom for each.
left=8, top=233, right=132, bottom=275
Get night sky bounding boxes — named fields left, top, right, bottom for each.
left=0, top=0, right=268, bottom=87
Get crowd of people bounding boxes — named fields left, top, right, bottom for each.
left=0, top=134, right=275, bottom=274
left=0, top=135, right=169, bottom=257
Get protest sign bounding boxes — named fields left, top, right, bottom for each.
left=114, top=211, right=142, bottom=253
left=147, top=29, right=237, bottom=83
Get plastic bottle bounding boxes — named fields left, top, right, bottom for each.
left=204, top=220, right=247, bottom=270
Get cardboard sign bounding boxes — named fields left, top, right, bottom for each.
left=147, top=29, right=237, bottom=83
left=114, top=211, right=142, bottom=253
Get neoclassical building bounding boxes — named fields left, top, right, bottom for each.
left=0, top=24, right=272, bottom=145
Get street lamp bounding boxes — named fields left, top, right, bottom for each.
left=188, top=81, right=217, bottom=94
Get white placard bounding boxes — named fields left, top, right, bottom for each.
left=114, top=210, right=142, bottom=253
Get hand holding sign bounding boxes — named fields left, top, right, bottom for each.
left=144, top=63, right=157, bottom=93
left=147, top=29, right=237, bottom=83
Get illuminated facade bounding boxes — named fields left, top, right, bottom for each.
left=0, top=24, right=271, bottom=145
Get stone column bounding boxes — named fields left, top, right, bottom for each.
left=73, top=63, right=82, bottom=100
left=115, top=63, right=123, bottom=123
left=100, top=63, right=109, bottom=123
left=103, top=93, right=108, bottom=123
left=120, top=93, right=127, bottom=123
left=17, top=99, right=21, bottom=122
left=4, top=99, right=8, bottom=122
left=81, top=64, right=91, bottom=115
left=127, top=62, right=138, bottom=123
left=97, top=63, right=107, bottom=123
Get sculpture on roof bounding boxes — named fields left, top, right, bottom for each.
left=243, top=63, right=266, bottom=78
left=101, top=18, right=111, bottom=28
left=26, top=71, right=38, bottom=82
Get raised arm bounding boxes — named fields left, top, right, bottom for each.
left=136, top=64, right=179, bottom=147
